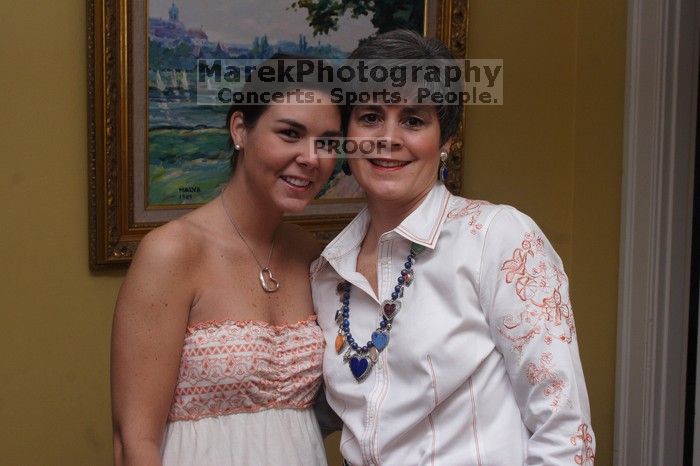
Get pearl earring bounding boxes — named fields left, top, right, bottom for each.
left=234, top=143, right=241, bottom=151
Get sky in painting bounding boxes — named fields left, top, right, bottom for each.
left=150, top=0, right=376, bottom=53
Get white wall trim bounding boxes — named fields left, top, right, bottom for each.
left=615, top=0, right=699, bottom=464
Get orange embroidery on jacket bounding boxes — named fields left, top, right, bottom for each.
left=570, top=423, right=595, bottom=465
left=498, top=232, right=575, bottom=353
left=168, top=318, right=325, bottom=422
left=526, top=352, right=567, bottom=410
left=447, top=199, right=490, bottom=234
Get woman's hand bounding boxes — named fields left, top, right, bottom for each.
left=111, top=222, right=197, bottom=466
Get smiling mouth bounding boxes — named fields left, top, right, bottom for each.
left=369, top=159, right=411, bottom=168
left=281, top=175, right=312, bottom=188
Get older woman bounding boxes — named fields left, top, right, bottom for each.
left=311, top=30, right=595, bottom=465
left=111, top=57, right=342, bottom=466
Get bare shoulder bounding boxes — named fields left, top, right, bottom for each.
left=125, top=211, right=220, bottom=301
left=116, top=216, right=205, bottom=322
left=280, top=223, right=323, bottom=264
left=131, top=217, right=202, bottom=271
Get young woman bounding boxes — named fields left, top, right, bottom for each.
left=111, top=61, right=342, bottom=465
left=311, top=30, right=596, bottom=465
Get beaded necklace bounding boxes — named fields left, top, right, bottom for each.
left=335, top=242, right=425, bottom=382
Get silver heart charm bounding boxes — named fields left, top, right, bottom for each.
left=368, top=346, right=380, bottom=363
left=259, top=268, right=280, bottom=292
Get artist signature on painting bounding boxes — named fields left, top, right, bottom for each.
left=177, top=185, right=201, bottom=200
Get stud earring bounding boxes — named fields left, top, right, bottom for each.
left=439, top=151, right=449, bottom=183
left=234, top=143, right=241, bottom=151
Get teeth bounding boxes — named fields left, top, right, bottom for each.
left=371, top=159, right=408, bottom=168
left=283, top=176, right=311, bottom=187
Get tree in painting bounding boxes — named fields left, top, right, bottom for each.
left=290, top=0, right=424, bottom=37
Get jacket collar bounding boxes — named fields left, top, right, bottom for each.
left=322, top=182, right=452, bottom=262
left=317, top=183, right=452, bottom=302
left=394, top=182, right=453, bottom=249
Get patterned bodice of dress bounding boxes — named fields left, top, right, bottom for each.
left=168, top=315, right=325, bottom=422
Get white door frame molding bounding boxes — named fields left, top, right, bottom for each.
left=615, top=0, right=699, bottom=464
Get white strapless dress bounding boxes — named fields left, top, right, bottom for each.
left=161, top=316, right=328, bottom=466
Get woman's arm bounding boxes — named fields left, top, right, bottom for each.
left=111, top=224, right=196, bottom=466
left=313, top=385, right=343, bottom=437
left=479, top=207, right=596, bottom=465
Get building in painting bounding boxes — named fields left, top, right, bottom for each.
left=186, top=27, right=208, bottom=46
left=149, top=2, right=209, bottom=47
left=168, top=1, right=180, bottom=23
left=148, top=1, right=345, bottom=62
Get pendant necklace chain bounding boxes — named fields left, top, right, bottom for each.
left=220, top=192, right=280, bottom=292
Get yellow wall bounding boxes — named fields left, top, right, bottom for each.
left=0, top=1, right=121, bottom=464
left=0, top=0, right=624, bottom=464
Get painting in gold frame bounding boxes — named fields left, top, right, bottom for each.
left=87, top=0, right=469, bottom=269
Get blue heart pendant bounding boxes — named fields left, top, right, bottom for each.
left=371, top=331, right=389, bottom=352
left=349, top=356, right=371, bottom=382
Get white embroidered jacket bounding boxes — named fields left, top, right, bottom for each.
left=310, top=183, right=595, bottom=466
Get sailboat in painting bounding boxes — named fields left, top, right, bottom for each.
left=155, top=70, right=166, bottom=92
left=180, top=70, right=189, bottom=91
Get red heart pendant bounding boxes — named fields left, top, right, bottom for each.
left=382, top=300, right=401, bottom=320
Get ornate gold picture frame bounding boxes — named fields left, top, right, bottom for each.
left=87, top=0, right=469, bottom=269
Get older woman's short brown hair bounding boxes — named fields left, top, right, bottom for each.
left=346, top=29, right=463, bottom=145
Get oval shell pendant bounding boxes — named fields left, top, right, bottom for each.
left=259, top=268, right=279, bottom=292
